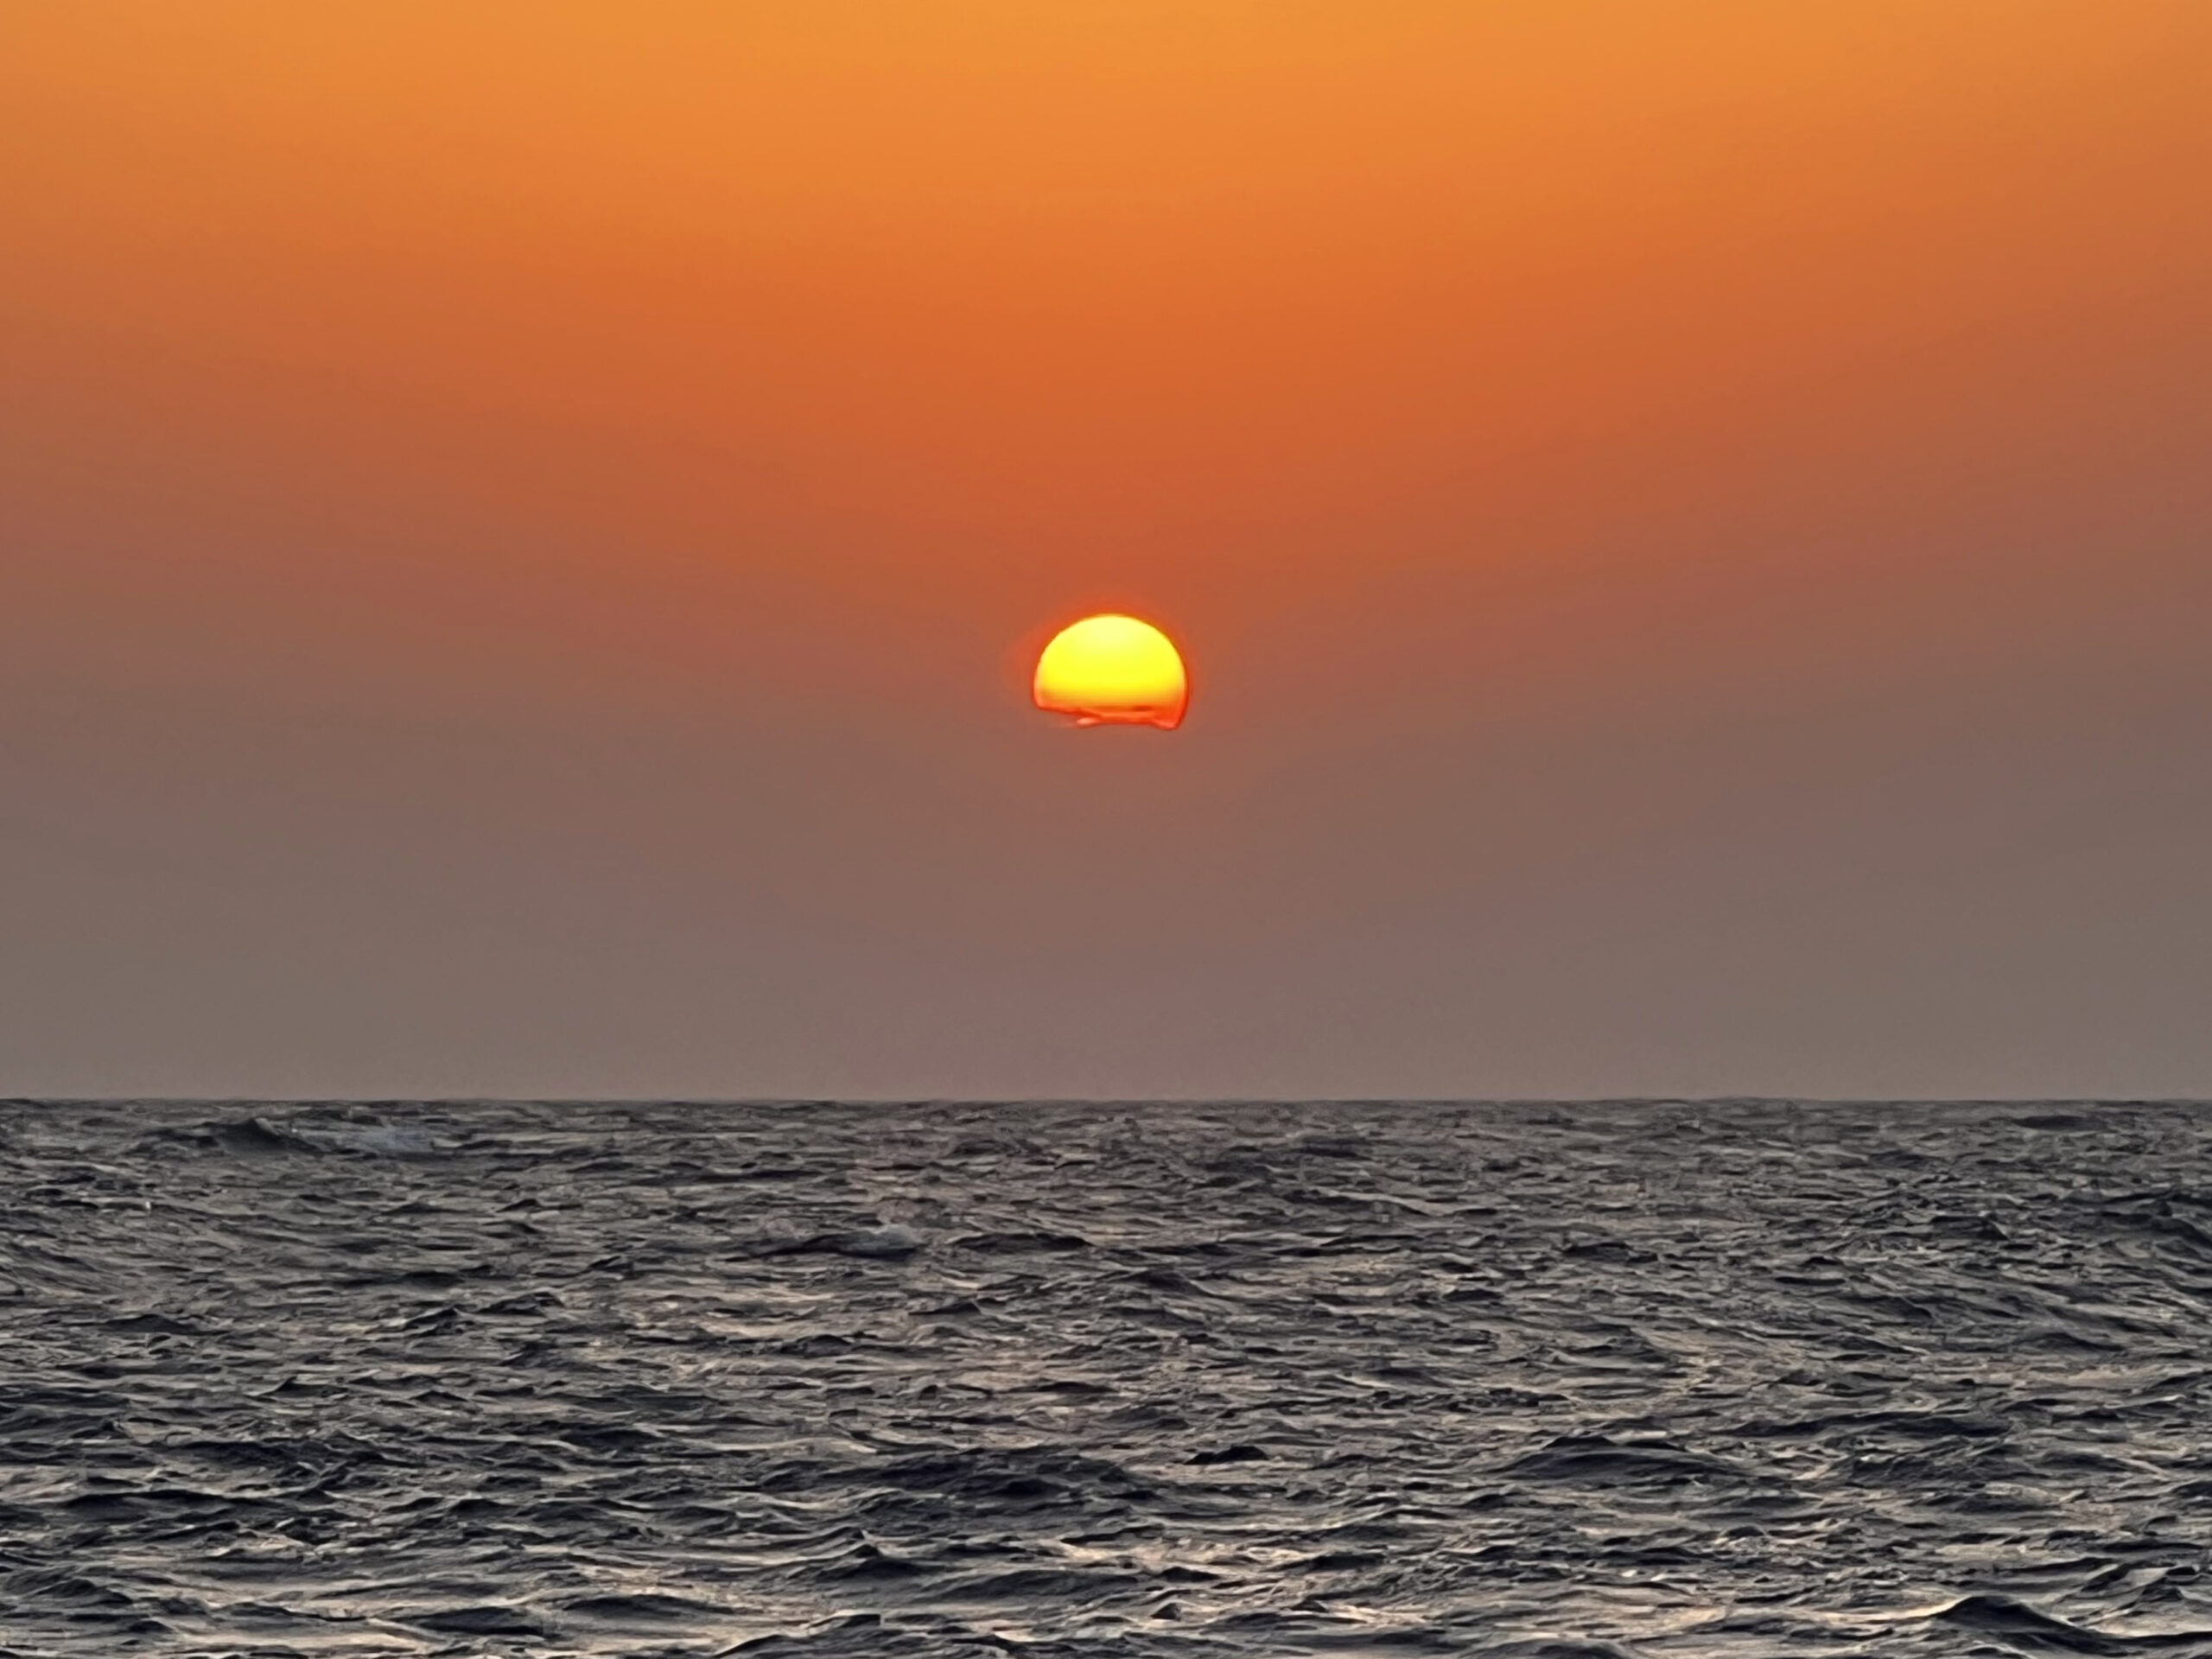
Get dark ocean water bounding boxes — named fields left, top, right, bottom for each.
left=3, top=1099, right=2212, bottom=1657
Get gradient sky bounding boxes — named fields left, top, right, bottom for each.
left=4, top=3, right=2210, bottom=1099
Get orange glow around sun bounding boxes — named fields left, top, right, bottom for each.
left=1033, top=615, right=1188, bottom=730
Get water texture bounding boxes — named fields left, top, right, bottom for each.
left=3, top=1098, right=2210, bottom=1657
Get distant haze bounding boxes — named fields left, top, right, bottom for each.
left=3, top=3, right=2210, bottom=1099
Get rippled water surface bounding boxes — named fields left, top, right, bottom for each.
left=5, top=1098, right=2212, bottom=1656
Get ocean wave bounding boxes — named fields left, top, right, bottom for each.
left=1, top=1097, right=2209, bottom=1655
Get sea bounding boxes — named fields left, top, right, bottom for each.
left=3, top=1097, right=2210, bottom=1657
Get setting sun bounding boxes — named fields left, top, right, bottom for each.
left=1032, top=614, right=1188, bottom=730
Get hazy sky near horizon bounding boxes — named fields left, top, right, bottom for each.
left=4, top=3, right=2211, bottom=1099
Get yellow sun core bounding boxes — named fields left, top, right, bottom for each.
left=1032, top=614, right=1188, bottom=729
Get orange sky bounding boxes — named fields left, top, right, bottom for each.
left=3, top=4, right=2210, bottom=1096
